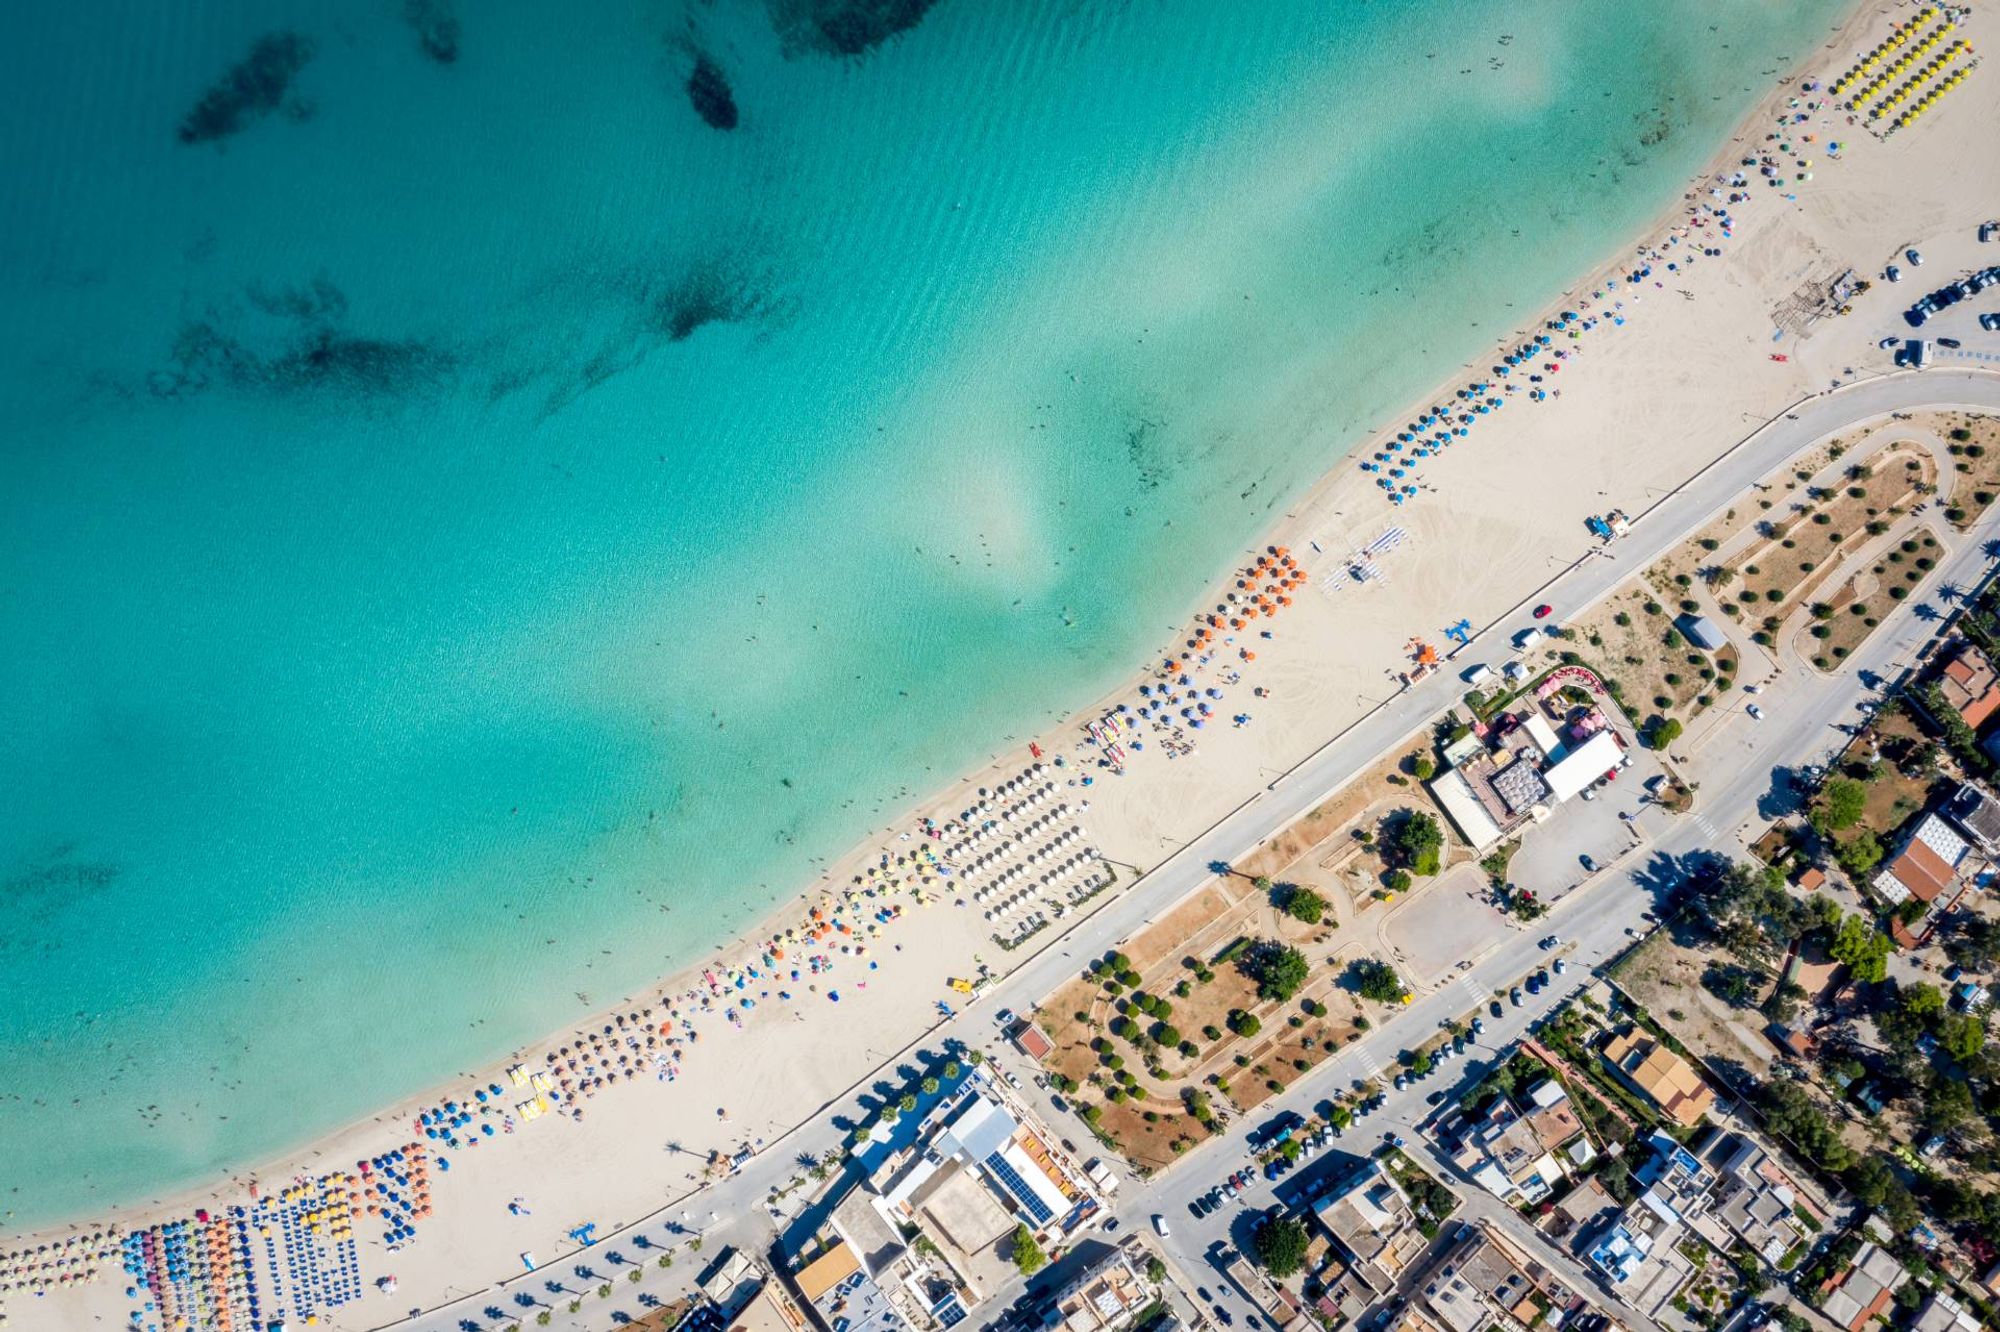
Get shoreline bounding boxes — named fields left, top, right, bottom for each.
left=0, top=0, right=1892, bottom=1250
left=13, top=0, right=1988, bottom=1323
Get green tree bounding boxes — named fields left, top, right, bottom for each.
left=1412, top=754, right=1436, bottom=781
left=1283, top=886, right=1328, bottom=926
left=1830, top=913, right=1890, bottom=983
left=1248, top=942, right=1311, bottom=1002
left=921, top=1076, right=940, bottom=1095
left=1009, top=1223, right=1046, bottom=1276
left=1835, top=831, right=1884, bottom=879
left=1351, top=958, right=1409, bottom=1004
left=1253, top=1213, right=1311, bottom=1279
left=1146, top=1256, right=1167, bottom=1283
left=1228, top=1010, right=1262, bottom=1038
left=1922, top=1075, right=1975, bottom=1134
left=1645, top=716, right=1683, bottom=750
left=1941, top=1012, right=1988, bottom=1063
left=1393, top=812, right=1445, bottom=876
left=1817, top=778, right=1868, bottom=832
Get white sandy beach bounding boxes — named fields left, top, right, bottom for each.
left=11, top=1, right=2000, bottom=1327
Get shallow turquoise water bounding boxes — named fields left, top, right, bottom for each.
left=0, top=0, right=1848, bottom=1228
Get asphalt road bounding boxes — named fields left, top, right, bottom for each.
left=380, top=371, right=2000, bottom=1332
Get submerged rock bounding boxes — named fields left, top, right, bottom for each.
left=178, top=32, right=315, bottom=145
left=687, top=53, right=738, bottom=130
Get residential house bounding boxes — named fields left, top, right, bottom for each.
left=1910, top=1292, right=1983, bottom=1332
left=1948, top=783, right=2000, bottom=856
left=872, top=1083, right=1099, bottom=1248
left=1452, top=1095, right=1571, bottom=1205
left=1937, top=640, right=2000, bottom=730
left=1409, top=1223, right=1589, bottom=1332
left=1686, top=1139, right=1808, bottom=1268
left=1310, top=1160, right=1431, bottom=1294
left=1041, top=1242, right=1159, bottom=1332
left=1601, top=1028, right=1715, bottom=1127
left=791, top=1236, right=909, bottom=1332
left=1872, top=813, right=1969, bottom=908
left=1586, top=1134, right=1711, bottom=1316
left=1820, top=1242, right=1909, bottom=1332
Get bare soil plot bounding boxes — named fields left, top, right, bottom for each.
left=1572, top=585, right=1738, bottom=721
left=1929, top=409, right=2000, bottom=529
left=1648, top=437, right=1845, bottom=588
left=1827, top=709, right=1936, bottom=844
left=1234, top=748, right=1428, bottom=882
left=1610, top=930, right=1776, bottom=1082
left=1800, top=527, right=1942, bottom=671
left=1032, top=874, right=1357, bottom=1165
left=1724, top=444, right=1933, bottom=636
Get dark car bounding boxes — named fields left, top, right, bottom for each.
left=1198, top=1289, right=1213, bottom=1303
left=1216, top=1311, right=1234, bottom=1326
left=1533, top=604, right=1553, bottom=619
left=1940, top=337, right=1963, bottom=348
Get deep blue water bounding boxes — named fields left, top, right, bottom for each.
left=0, top=0, right=1849, bottom=1228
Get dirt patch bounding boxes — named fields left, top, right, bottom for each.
left=1928, top=409, right=2000, bottom=529
left=1234, top=746, right=1429, bottom=882
left=1610, top=930, right=1776, bottom=1081
left=1827, top=708, right=1936, bottom=845
left=1032, top=876, right=1360, bottom=1167
left=1800, top=527, right=1942, bottom=670
left=1573, top=586, right=1735, bottom=722
left=1722, top=444, right=1932, bottom=635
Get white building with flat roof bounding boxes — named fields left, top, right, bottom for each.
left=1542, top=730, right=1623, bottom=803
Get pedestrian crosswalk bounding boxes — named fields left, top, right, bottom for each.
left=1454, top=974, right=1488, bottom=1010
left=1691, top=813, right=1720, bottom=842
left=1349, top=1045, right=1383, bottom=1081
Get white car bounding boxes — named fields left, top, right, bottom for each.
left=1153, top=1214, right=1171, bottom=1237
left=1747, top=704, right=1764, bottom=721
left=1907, top=247, right=1924, bottom=266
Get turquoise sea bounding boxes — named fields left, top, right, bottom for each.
left=0, top=0, right=1850, bottom=1229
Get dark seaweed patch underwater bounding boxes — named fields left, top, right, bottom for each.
left=405, top=0, right=461, bottom=65
left=178, top=32, right=315, bottom=145
left=687, top=53, right=739, bottom=129
left=767, top=0, right=943, bottom=57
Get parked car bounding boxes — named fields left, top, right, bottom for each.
left=1152, top=1214, right=1170, bottom=1237
left=1471, top=1018, right=1486, bottom=1036
left=1981, top=312, right=2000, bottom=332
left=1747, top=703, right=1764, bottom=721
left=1510, top=987, right=1524, bottom=1007
left=1940, top=337, right=1962, bottom=349
left=1554, top=958, right=1568, bottom=975
left=1908, top=247, right=1924, bottom=265
left=1886, top=265, right=1901, bottom=283
left=1394, top=1073, right=1407, bottom=1091
left=1880, top=335, right=1903, bottom=348
left=1533, top=603, right=1554, bottom=619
